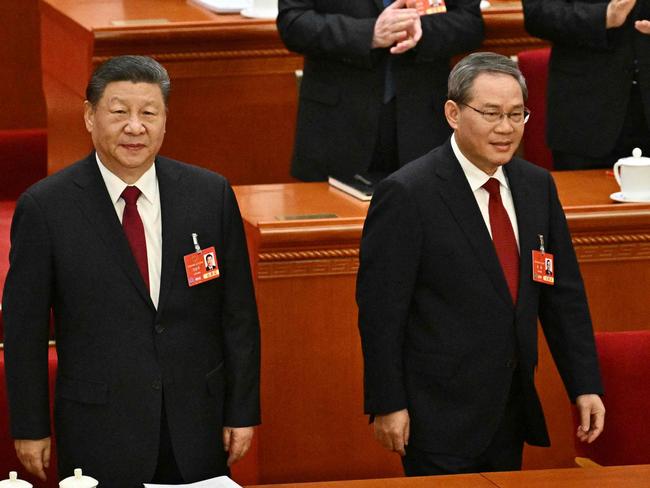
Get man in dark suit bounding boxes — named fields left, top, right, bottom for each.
left=357, top=52, right=605, bottom=475
left=277, top=0, right=484, bottom=181
left=3, top=56, right=260, bottom=487
left=523, top=0, right=650, bottom=169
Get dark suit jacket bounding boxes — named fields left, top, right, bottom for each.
left=277, top=0, right=484, bottom=181
left=356, top=140, right=603, bottom=456
left=523, top=0, right=650, bottom=158
left=3, top=154, right=260, bottom=487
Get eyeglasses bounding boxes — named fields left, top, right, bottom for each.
left=459, top=103, right=531, bottom=125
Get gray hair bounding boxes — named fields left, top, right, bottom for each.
left=448, top=52, right=527, bottom=105
left=86, top=55, right=171, bottom=107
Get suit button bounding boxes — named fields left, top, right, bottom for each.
left=155, top=323, right=165, bottom=334
left=151, top=379, right=162, bottom=390
left=506, top=359, right=518, bottom=369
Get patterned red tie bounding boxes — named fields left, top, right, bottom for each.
left=483, top=178, right=519, bottom=304
left=121, top=186, right=149, bottom=290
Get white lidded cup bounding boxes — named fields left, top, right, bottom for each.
left=613, top=148, right=650, bottom=201
left=59, top=469, right=98, bottom=488
left=242, top=0, right=277, bottom=18
left=0, top=472, right=32, bottom=488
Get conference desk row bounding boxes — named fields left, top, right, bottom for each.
left=249, top=465, right=650, bottom=488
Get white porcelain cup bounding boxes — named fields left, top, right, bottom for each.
left=613, top=148, right=650, bottom=201
left=252, top=0, right=276, bottom=10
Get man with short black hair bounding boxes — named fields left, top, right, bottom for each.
left=357, top=52, right=605, bottom=476
left=4, top=55, right=260, bottom=487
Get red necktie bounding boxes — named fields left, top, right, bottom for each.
left=121, top=186, right=149, bottom=290
left=483, top=178, right=519, bottom=304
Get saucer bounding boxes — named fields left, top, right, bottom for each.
left=240, top=7, right=278, bottom=18
left=610, top=191, right=650, bottom=203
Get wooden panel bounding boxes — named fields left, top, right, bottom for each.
left=0, top=0, right=46, bottom=130
left=41, top=0, right=543, bottom=184
left=235, top=171, right=650, bottom=483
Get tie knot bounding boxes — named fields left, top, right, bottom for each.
left=483, top=178, right=501, bottom=196
left=121, top=186, right=142, bottom=205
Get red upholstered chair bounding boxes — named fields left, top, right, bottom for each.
left=573, top=330, right=650, bottom=466
left=0, top=129, right=47, bottom=200
left=517, top=48, right=553, bottom=170
left=0, top=344, right=59, bottom=487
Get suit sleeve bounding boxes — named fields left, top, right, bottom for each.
left=219, top=183, right=261, bottom=427
left=277, top=0, right=483, bottom=68
left=277, top=0, right=378, bottom=67
left=3, top=192, right=53, bottom=439
left=523, top=0, right=610, bottom=49
left=356, top=178, right=422, bottom=415
left=538, top=173, right=603, bottom=401
left=413, top=0, right=484, bottom=62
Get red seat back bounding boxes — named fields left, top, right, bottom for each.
left=0, top=129, right=47, bottom=200
left=517, top=48, right=553, bottom=170
left=573, top=330, right=650, bottom=465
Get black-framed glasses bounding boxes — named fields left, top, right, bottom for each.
left=460, top=103, right=531, bottom=124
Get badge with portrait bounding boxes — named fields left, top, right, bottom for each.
left=407, top=0, right=447, bottom=15
left=184, top=246, right=220, bottom=287
left=532, top=250, right=554, bottom=285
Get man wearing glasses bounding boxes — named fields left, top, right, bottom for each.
left=357, top=52, right=605, bottom=476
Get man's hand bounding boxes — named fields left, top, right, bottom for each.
left=373, top=0, right=421, bottom=53
left=635, top=19, right=650, bottom=34
left=606, top=0, right=637, bottom=28
left=373, top=409, right=410, bottom=456
left=14, top=437, right=51, bottom=481
left=391, top=15, right=422, bottom=54
left=223, top=426, right=254, bottom=466
left=575, top=394, right=605, bottom=443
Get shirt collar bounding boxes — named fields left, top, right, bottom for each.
left=95, top=153, right=158, bottom=205
left=451, top=134, right=509, bottom=192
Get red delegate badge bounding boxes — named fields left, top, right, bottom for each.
left=532, top=250, right=554, bottom=285
left=184, top=246, right=220, bottom=287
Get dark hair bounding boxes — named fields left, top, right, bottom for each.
left=86, top=55, right=171, bottom=106
left=448, top=52, right=527, bottom=105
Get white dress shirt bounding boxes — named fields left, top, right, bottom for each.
left=451, top=134, right=520, bottom=248
left=96, top=155, right=162, bottom=308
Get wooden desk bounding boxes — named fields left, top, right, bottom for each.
left=482, top=464, right=650, bottom=488
left=40, top=0, right=543, bottom=184
left=234, top=170, right=650, bottom=484
left=249, top=473, right=494, bottom=488
left=248, top=465, right=650, bottom=488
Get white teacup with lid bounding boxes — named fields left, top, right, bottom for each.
left=241, top=0, right=277, bottom=18
left=59, top=469, right=98, bottom=488
left=613, top=147, right=650, bottom=201
left=0, top=472, right=32, bottom=488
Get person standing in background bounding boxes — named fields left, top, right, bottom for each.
left=523, top=0, right=650, bottom=169
left=277, top=0, right=484, bottom=181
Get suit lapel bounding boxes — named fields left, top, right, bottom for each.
left=374, top=0, right=386, bottom=11
left=155, top=158, right=187, bottom=317
left=434, top=143, right=514, bottom=307
left=72, top=154, right=155, bottom=309
left=505, top=161, right=539, bottom=310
